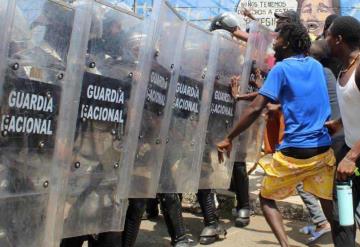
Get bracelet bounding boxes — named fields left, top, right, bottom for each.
left=355, top=167, right=360, bottom=177
left=344, top=156, right=360, bottom=176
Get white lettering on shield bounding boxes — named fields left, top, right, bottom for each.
left=173, top=81, right=201, bottom=113
left=80, top=84, right=125, bottom=123
left=1, top=90, right=55, bottom=135
left=214, top=90, right=234, bottom=103
left=150, top=71, right=168, bottom=90
left=210, top=103, right=233, bottom=117
left=8, top=90, right=53, bottom=112
left=1, top=115, right=52, bottom=135
left=210, top=90, right=234, bottom=116
left=147, top=88, right=166, bottom=106
left=86, top=85, right=124, bottom=104
left=176, top=82, right=200, bottom=99
left=80, top=104, right=124, bottom=123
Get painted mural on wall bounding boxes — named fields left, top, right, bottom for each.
left=236, top=0, right=298, bottom=30
left=236, top=0, right=360, bottom=37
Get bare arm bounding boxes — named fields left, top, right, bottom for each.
left=337, top=140, right=360, bottom=180
left=266, top=103, right=281, bottom=112
left=233, top=29, right=249, bottom=42
left=230, top=75, right=258, bottom=101
left=242, top=8, right=257, bottom=21
left=217, top=93, right=269, bottom=162
left=236, top=92, right=258, bottom=101
left=347, top=140, right=360, bottom=162
left=228, top=94, right=269, bottom=140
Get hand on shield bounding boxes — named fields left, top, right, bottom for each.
left=240, top=8, right=252, bottom=18
left=231, top=76, right=241, bottom=99
left=217, top=138, right=232, bottom=163
left=252, top=68, right=264, bottom=89
left=240, top=7, right=255, bottom=20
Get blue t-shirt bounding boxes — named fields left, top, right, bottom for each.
left=259, top=55, right=332, bottom=150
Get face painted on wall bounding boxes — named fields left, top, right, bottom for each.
left=300, top=0, right=335, bottom=37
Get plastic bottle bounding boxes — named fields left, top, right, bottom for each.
left=336, top=180, right=354, bottom=226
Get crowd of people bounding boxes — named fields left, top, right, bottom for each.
left=217, top=10, right=360, bottom=247
left=2, top=1, right=360, bottom=247
left=61, top=10, right=360, bottom=247
left=61, top=8, right=360, bottom=247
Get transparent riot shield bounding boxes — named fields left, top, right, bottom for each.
left=245, top=21, right=275, bottom=74
left=198, top=35, right=247, bottom=190
left=157, top=24, right=215, bottom=193
left=62, top=2, right=147, bottom=238
left=127, top=1, right=186, bottom=198
left=234, top=21, right=274, bottom=164
left=0, top=1, right=15, bottom=86
left=0, top=1, right=76, bottom=246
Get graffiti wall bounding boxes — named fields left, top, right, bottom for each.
left=236, top=0, right=360, bottom=37
left=106, top=1, right=360, bottom=33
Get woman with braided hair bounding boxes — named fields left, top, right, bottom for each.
left=217, top=22, right=336, bottom=247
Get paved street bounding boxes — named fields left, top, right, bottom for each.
left=83, top=168, right=359, bottom=247
left=136, top=212, right=359, bottom=247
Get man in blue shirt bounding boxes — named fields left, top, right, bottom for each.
left=259, top=56, right=332, bottom=149
left=217, top=23, right=336, bottom=247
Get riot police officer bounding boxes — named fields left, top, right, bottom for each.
left=195, top=12, right=251, bottom=246
left=210, top=12, right=248, bottom=42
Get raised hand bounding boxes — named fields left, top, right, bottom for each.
left=231, top=75, right=241, bottom=99
left=217, top=138, right=232, bottom=163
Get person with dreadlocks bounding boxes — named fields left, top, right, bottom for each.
left=217, top=22, right=336, bottom=247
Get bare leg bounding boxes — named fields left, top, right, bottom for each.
left=260, top=195, right=289, bottom=247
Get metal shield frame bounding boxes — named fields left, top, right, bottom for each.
left=0, top=1, right=78, bottom=246
left=234, top=21, right=274, bottom=164
left=127, top=0, right=187, bottom=198
left=157, top=23, right=216, bottom=193
left=60, top=0, right=148, bottom=238
left=198, top=34, right=247, bottom=190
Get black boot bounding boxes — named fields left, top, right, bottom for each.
left=234, top=208, right=250, bottom=228
left=231, top=162, right=250, bottom=228
left=143, top=198, right=159, bottom=220
left=122, top=198, right=147, bottom=247
left=88, top=199, right=146, bottom=247
left=88, top=232, right=122, bottom=247
left=158, top=193, right=193, bottom=246
left=60, top=236, right=89, bottom=247
left=197, top=190, right=226, bottom=245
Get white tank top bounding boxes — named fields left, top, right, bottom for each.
left=336, top=70, right=360, bottom=148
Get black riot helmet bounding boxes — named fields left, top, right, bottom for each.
left=209, top=12, right=241, bottom=33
